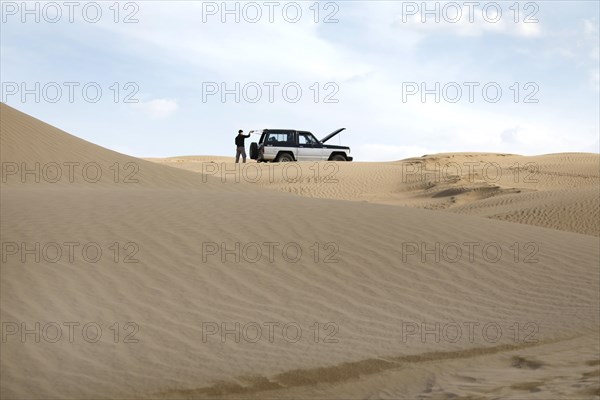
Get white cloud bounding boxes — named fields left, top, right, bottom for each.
left=517, top=22, right=542, bottom=38
left=584, top=18, right=599, bottom=35
left=581, top=19, right=600, bottom=90
left=133, top=98, right=178, bottom=119
left=393, top=5, right=542, bottom=38
left=100, top=4, right=371, bottom=83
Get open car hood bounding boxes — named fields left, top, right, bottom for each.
left=320, top=128, right=346, bottom=143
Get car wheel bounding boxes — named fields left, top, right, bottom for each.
left=275, top=153, right=294, bottom=162
left=249, top=142, right=259, bottom=160
left=330, top=154, right=346, bottom=161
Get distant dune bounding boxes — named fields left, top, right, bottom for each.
left=2, top=103, right=599, bottom=399
left=149, top=152, right=600, bottom=236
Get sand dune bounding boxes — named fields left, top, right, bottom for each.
left=2, top=103, right=599, bottom=399
left=151, top=152, right=600, bottom=236
left=1, top=105, right=226, bottom=189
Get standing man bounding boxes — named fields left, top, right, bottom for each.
left=235, top=129, right=251, bottom=163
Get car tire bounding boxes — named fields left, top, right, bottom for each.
left=275, top=153, right=294, bottom=162
left=249, top=142, right=258, bottom=160
left=330, top=154, right=346, bottom=161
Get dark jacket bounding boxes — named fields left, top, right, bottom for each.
left=235, top=133, right=251, bottom=147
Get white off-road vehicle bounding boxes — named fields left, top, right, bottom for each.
left=249, top=128, right=352, bottom=162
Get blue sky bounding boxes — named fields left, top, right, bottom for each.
left=1, top=1, right=599, bottom=160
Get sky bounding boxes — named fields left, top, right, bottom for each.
left=1, top=0, right=599, bottom=161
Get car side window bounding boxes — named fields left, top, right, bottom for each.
left=299, top=133, right=316, bottom=145
left=267, top=131, right=293, bottom=145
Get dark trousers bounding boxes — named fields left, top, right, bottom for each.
left=235, top=146, right=247, bottom=163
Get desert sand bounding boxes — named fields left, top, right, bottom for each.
left=149, top=152, right=600, bottom=237
left=2, top=103, right=599, bottom=399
